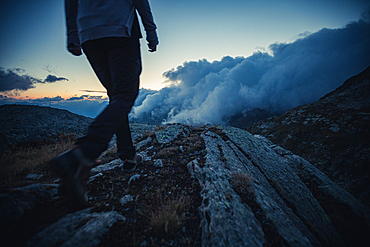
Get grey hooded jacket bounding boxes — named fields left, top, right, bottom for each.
left=65, top=0, right=158, bottom=48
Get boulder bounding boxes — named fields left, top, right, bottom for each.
left=26, top=208, right=125, bottom=247
left=0, top=184, right=58, bottom=226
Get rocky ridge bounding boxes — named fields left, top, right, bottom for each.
left=247, top=66, right=370, bottom=207
left=1, top=117, right=369, bottom=246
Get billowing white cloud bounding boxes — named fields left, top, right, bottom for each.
left=2, top=11, right=369, bottom=125
left=130, top=12, right=370, bottom=125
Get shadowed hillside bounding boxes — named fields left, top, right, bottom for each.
left=0, top=105, right=93, bottom=153
left=248, top=66, right=370, bottom=207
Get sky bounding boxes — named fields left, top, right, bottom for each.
left=1, top=0, right=370, bottom=122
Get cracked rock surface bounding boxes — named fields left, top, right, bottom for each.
left=1, top=118, right=369, bottom=246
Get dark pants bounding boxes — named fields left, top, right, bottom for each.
left=75, top=37, right=142, bottom=161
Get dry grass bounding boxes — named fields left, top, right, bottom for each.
left=138, top=126, right=165, bottom=144
left=230, top=173, right=255, bottom=198
left=156, top=146, right=179, bottom=159
left=0, top=134, right=76, bottom=188
left=143, top=192, right=189, bottom=237
left=98, top=144, right=118, bottom=163
left=139, top=130, right=157, bottom=142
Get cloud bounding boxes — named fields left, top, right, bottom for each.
left=67, top=95, right=89, bottom=101
left=33, top=96, right=64, bottom=103
left=80, top=90, right=107, bottom=93
left=0, top=94, right=109, bottom=118
left=42, top=63, right=57, bottom=74
left=2, top=10, right=369, bottom=125
left=87, top=95, right=105, bottom=100
left=0, top=88, right=154, bottom=119
left=43, top=74, right=68, bottom=83
left=130, top=11, right=370, bottom=125
left=0, top=67, right=68, bottom=92
left=51, top=99, right=108, bottom=117
left=0, top=67, right=41, bottom=92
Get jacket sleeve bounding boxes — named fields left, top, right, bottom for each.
left=65, top=0, right=81, bottom=49
left=132, top=0, right=159, bottom=45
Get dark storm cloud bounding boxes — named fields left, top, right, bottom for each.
left=43, top=74, right=68, bottom=83
left=0, top=67, right=69, bottom=92
left=0, top=67, right=42, bottom=92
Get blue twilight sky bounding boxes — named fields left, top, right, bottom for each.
left=0, top=0, right=369, bottom=100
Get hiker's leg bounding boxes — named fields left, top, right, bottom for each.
left=76, top=37, right=141, bottom=160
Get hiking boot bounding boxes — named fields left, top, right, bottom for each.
left=122, top=154, right=143, bottom=172
left=49, top=149, right=94, bottom=207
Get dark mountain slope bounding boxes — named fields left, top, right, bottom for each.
left=247, top=66, right=370, bottom=207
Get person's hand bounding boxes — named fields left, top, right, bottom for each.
left=148, top=43, right=157, bottom=52
left=69, top=46, right=82, bottom=56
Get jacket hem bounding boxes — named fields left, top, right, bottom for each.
left=79, top=25, right=133, bottom=44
